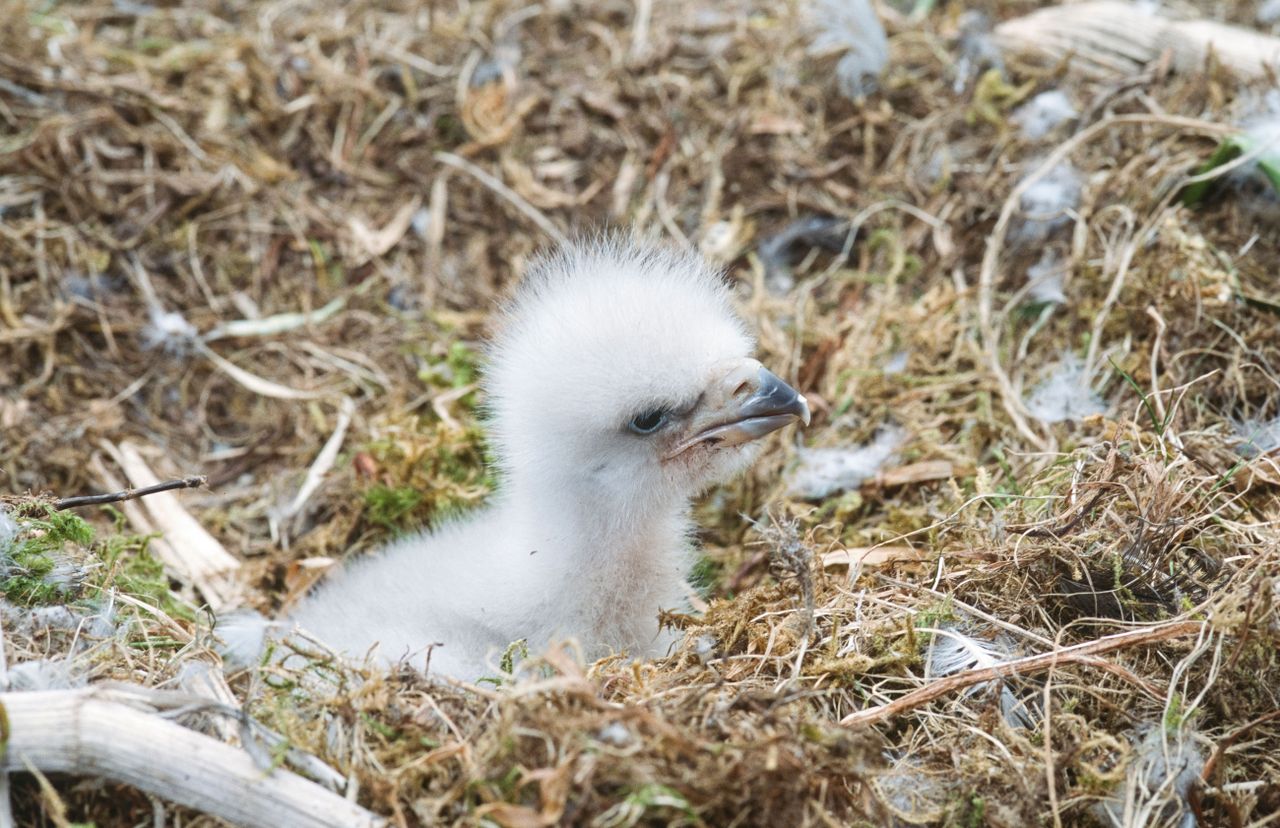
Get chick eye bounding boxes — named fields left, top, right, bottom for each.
left=628, top=409, right=669, bottom=435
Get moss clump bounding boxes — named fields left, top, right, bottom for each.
left=99, top=519, right=193, bottom=621
left=363, top=485, right=425, bottom=530
left=358, top=420, right=494, bottom=535
left=417, top=341, right=482, bottom=400
left=3, top=559, right=64, bottom=605
left=2, top=507, right=93, bottom=606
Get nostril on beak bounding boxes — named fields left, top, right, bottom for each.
left=731, top=380, right=753, bottom=399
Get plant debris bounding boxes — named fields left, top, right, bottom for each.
left=3, top=0, right=1280, bottom=825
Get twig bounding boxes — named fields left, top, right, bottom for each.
left=53, top=476, right=207, bottom=511
left=433, top=151, right=569, bottom=245
left=282, top=397, right=356, bottom=521
left=840, top=620, right=1204, bottom=727
left=878, top=574, right=1166, bottom=699
left=1200, top=708, right=1280, bottom=791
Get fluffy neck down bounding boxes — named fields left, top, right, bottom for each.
left=498, top=472, right=693, bottom=657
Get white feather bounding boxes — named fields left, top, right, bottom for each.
left=882, top=351, right=909, bottom=375
left=1024, top=355, right=1107, bottom=424
left=1015, top=161, right=1082, bottom=244
left=1093, top=726, right=1205, bottom=828
left=926, top=625, right=1033, bottom=728
left=1238, top=90, right=1280, bottom=177
left=6, top=658, right=86, bottom=692
left=806, top=0, right=889, bottom=99
left=1013, top=90, right=1078, bottom=141
left=1234, top=415, right=1280, bottom=457
left=216, top=609, right=285, bottom=671
left=141, top=307, right=200, bottom=354
left=1026, top=249, right=1068, bottom=306
left=0, top=506, right=18, bottom=553
left=787, top=426, right=904, bottom=500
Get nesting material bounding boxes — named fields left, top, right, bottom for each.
left=1012, top=89, right=1078, bottom=140
left=6, top=658, right=86, bottom=692
left=1234, top=415, right=1280, bottom=457
left=882, top=351, right=909, bottom=375
left=214, top=609, right=281, bottom=671
left=1014, top=161, right=1082, bottom=243
left=787, top=427, right=905, bottom=499
left=0, top=688, right=382, bottom=828
left=1238, top=90, right=1280, bottom=183
left=3, top=0, right=1280, bottom=824
left=924, top=625, right=1033, bottom=729
left=0, top=507, right=18, bottom=551
left=1091, top=727, right=1206, bottom=828
left=953, top=10, right=1003, bottom=90
left=1026, top=249, right=1068, bottom=305
left=804, top=0, right=890, bottom=99
left=141, top=308, right=200, bottom=355
left=1023, top=356, right=1107, bottom=423
left=103, top=443, right=241, bottom=610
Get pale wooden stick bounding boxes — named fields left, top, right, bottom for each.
left=283, top=397, right=356, bottom=520
left=0, top=687, right=383, bottom=828
left=99, top=441, right=241, bottom=610
left=995, top=2, right=1280, bottom=80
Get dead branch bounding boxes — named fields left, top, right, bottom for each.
left=0, top=687, right=384, bottom=828
left=52, top=476, right=207, bottom=510
left=840, top=621, right=1204, bottom=728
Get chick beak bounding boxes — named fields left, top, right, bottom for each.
left=666, top=362, right=810, bottom=459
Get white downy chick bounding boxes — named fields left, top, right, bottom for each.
left=289, top=238, right=810, bottom=679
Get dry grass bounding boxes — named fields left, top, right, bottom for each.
left=2, top=0, right=1280, bottom=825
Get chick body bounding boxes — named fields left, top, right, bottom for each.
left=290, top=239, right=808, bottom=678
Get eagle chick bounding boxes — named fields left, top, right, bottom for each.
left=289, top=239, right=809, bottom=678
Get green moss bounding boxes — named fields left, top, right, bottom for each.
left=2, top=507, right=93, bottom=606
left=433, top=113, right=468, bottom=148
left=363, top=485, right=425, bottom=530
left=101, top=526, right=194, bottom=621
left=913, top=598, right=958, bottom=631
left=499, top=638, right=528, bottom=673
left=476, top=639, right=530, bottom=686
left=84, top=509, right=192, bottom=619
left=361, top=711, right=402, bottom=742
left=127, top=637, right=185, bottom=650
left=446, top=342, right=479, bottom=388
left=4, top=570, right=64, bottom=606
left=1163, top=694, right=1193, bottom=733
left=18, top=508, right=94, bottom=549
left=960, top=792, right=986, bottom=827
left=689, top=555, right=721, bottom=598
left=416, top=341, right=482, bottom=408
left=358, top=420, right=494, bottom=535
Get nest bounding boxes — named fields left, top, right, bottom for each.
left=2, top=0, right=1279, bottom=825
